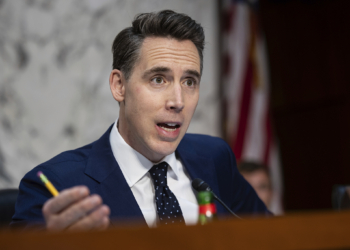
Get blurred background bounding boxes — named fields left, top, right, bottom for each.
left=0, top=0, right=349, bottom=214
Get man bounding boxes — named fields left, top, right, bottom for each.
left=12, top=10, right=268, bottom=231
left=238, top=161, right=273, bottom=210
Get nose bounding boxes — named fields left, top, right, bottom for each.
left=166, top=84, right=184, bottom=112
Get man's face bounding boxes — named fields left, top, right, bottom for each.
left=112, top=37, right=201, bottom=162
left=241, top=170, right=272, bottom=208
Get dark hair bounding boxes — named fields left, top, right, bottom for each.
left=111, top=10, right=205, bottom=80
left=238, top=161, right=268, bottom=174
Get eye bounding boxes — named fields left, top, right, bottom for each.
left=151, top=77, right=164, bottom=84
left=184, top=79, right=196, bottom=87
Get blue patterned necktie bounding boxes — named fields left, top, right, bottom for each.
left=149, top=162, right=185, bottom=225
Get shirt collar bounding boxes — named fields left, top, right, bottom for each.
left=109, top=120, right=180, bottom=188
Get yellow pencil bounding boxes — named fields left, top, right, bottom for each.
left=37, top=171, right=59, bottom=197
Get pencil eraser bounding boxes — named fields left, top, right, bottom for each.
left=37, top=171, right=43, bottom=177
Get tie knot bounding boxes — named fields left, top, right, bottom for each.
left=149, top=162, right=168, bottom=187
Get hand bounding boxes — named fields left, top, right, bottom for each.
left=42, top=186, right=110, bottom=231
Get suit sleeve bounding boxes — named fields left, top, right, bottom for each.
left=10, top=165, right=64, bottom=229
left=217, top=140, right=272, bottom=216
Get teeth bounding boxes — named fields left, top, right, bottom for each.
left=158, top=123, right=179, bottom=132
left=162, top=127, right=177, bottom=132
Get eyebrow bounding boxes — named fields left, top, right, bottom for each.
left=142, top=66, right=171, bottom=79
left=184, top=69, right=201, bottom=80
left=142, top=67, right=201, bottom=80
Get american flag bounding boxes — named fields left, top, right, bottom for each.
left=222, top=0, right=283, bottom=214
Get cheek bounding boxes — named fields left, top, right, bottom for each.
left=127, top=86, right=146, bottom=109
left=127, top=87, right=159, bottom=116
left=135, top=86, right=142, bottom=94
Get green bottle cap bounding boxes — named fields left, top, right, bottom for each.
left=197, top=191, right=213, bottom=205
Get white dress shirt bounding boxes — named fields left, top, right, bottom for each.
left=109, top=120, right=198, bottom=227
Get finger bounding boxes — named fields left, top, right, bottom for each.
left=43, top=186, right=89, bottom=215
left=97, top=216, right=110, bottom=231
left=48, top=194, right=104, bottom=230
left=67, top=205, right=110, bottom=231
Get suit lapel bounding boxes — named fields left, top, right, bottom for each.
left=84, top=125, right=147, bottom=226
left=176, top=137, right=221, bottom=202
left=83, top=127, right=224, bottom=223
left=176, top=137, right=226, bottom=214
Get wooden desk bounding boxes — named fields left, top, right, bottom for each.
left=1, top=210, right=350, bottom=250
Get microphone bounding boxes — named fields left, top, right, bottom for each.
left=192, top=178, right=242, bottom=219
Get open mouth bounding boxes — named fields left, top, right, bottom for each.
left=157, top=123, right=180, bottom=132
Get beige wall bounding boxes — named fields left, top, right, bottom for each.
left=0, top=0, right=220, bottom=188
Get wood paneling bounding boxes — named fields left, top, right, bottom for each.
left=1, top=211, right=350, bottom=250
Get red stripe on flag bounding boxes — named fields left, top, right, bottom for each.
left=223, top=54, right=231, bottom=76
left=223, top=6, right=236, bottom=33
left=263, top=109, right=272, bottom=165
left=231, top=60, right=253, bottom=161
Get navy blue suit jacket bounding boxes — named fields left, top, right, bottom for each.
left=12, top=125, right=269, bottom=227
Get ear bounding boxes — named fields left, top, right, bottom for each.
left=109, top=69, right=125, bottom=102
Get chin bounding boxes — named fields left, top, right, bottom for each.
left=150, top=140, right=179, bottom=160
